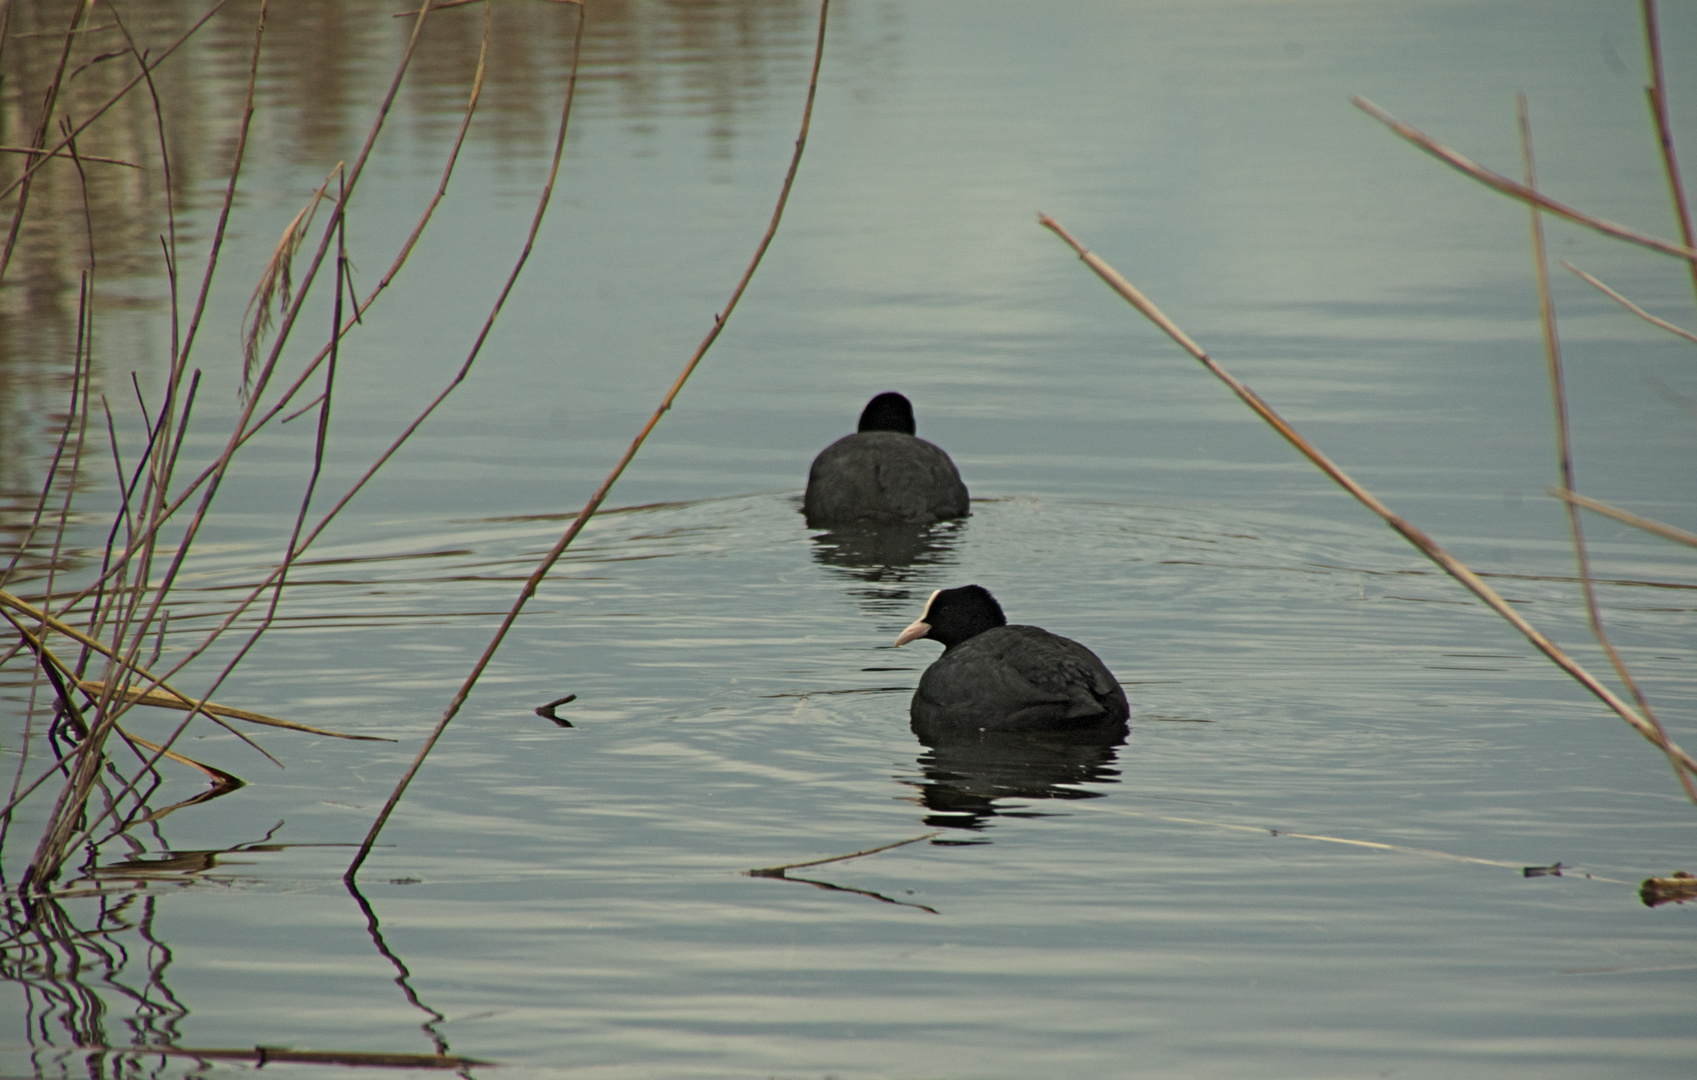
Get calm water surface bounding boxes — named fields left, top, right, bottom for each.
left=2, top=1, right=1694, bottom=1077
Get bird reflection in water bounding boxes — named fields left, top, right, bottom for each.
left=810, top=519, right=964, bottom=580
left=907, top=723, right=1127, bottom=838
left=808, top=519, right=965, bottom=620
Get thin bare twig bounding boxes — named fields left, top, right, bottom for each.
left=345, top=0, right=834, bottom=883
left=1353, top=96, right=1697, bottom=266
left=1037, top=214, right=1697, bottom=788
left=1552, top=488, right=1697, bottom=550
left=0, top=145, right=139, bottom=168
left=1563, top=260, right=1697, bottom=345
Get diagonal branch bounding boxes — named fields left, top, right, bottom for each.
left=1353, top=96, right=1697, bottom=265
left=1038, top=213, right=1697, bottom=790
left=345, top=0, right=834, bottom=883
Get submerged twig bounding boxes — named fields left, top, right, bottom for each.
left=1640, top=871, right=1697, bottom=907
left=345, top=0, right=834, bottom=883
left=534, top=693, right=576, bottom=726
left=1037, top=214, right=1697, bottom=789
left=747, top=831, right=941, bottom=876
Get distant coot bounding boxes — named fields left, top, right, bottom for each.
left=803, top=392, right=969, bottom=528
left=895, top=585, right=1129, bottom=735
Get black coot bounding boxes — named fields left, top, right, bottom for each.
left=895, top=585, right=1129, bottom=735
left=803, top=392, right=969, bottom=527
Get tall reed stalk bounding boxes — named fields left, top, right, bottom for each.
left=0, top=0, right=584, bottom=904
left=1042, top=0, right=1697, bottom=811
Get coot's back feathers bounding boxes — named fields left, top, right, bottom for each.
left=804, top=393, right=968, bottom=528
left=896, top=585, right=1128, bottom=735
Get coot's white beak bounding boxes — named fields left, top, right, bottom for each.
left=894, top=589, right=941, bottom=647
left=894, top=618, right=930, bottom=647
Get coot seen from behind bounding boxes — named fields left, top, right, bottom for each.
left=895, top=585, right=1129, bottom=736
left=803, top=392, right=969, bottom=528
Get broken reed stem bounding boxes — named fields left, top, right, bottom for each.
left=1519, top=99, right=1693, bottom=803
left=344, top=0, right=834, bottom=883
left=1353, top=97, right=1697, bottom=267
left=1037, top=213, right=1697, bottom=791
left=1640, top=0, right=1697, bottom=310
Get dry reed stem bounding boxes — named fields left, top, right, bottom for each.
left=1353, top=97, right=1697, bottom=266
left=0, top=0, right=85, bottom=287
left=107, top=3, right=181, bottom=364
left=22, top=4, right=447, bottom=870
left=8, top=1, right=235, bottom=884
left=1563, top=260, right=1697, bottom=345
left=101, top=1047, right=487, bottom=1070
left=13, top=1, right=432, bottom=889
left=1552, top=489, right=1697, bottom=549
left=0, top=0, right=234, bottom=268
left=109, top=732, right=242, bottom=793
left=1519, top=98, right=1693, bottom=803
left=75, top=682, right=384, bottom=741
left=0, top=283, right=91, bottom=589
left=0, top=146, right=139, bottom=168
left=0, top=605, right=271, bottom=822
left=1640, top=0, right=1697, bottom=308
left=0, top=279, right=96, bottom=856
left=10, top=0, right=543, bottom=887
left=29, top=0, right=493, bottom=653
left=18, top=0, right=472, bottom=628
left=1037, top=213, right=1697, bottom=788
left=344, top=0, right=834, bottom=882
left=1, top=588, right=372, bottom=742
left=177, top=1, right=266, bottom=392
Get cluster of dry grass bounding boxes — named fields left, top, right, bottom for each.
left=0, top=0, right=593, bottom=906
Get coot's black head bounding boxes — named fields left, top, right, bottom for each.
left=857, top=392, right=917, bottom=435
left=895, top=584, right=1007, bottom=650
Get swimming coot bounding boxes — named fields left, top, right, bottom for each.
left=895, top=585, right=1129, bottom=734
left=803, top=392, right=969, bottom=528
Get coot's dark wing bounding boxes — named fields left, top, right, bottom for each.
left=804, top=431, right=969, bottom=527
left=911, top=625, right=1128, bottom=733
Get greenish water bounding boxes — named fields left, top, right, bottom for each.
left=2, top=1, right=1694, bottom=1076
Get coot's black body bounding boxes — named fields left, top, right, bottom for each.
left=896, top=585, right=1129, bottom=737
left=803, top=393, right=969, bottom=528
